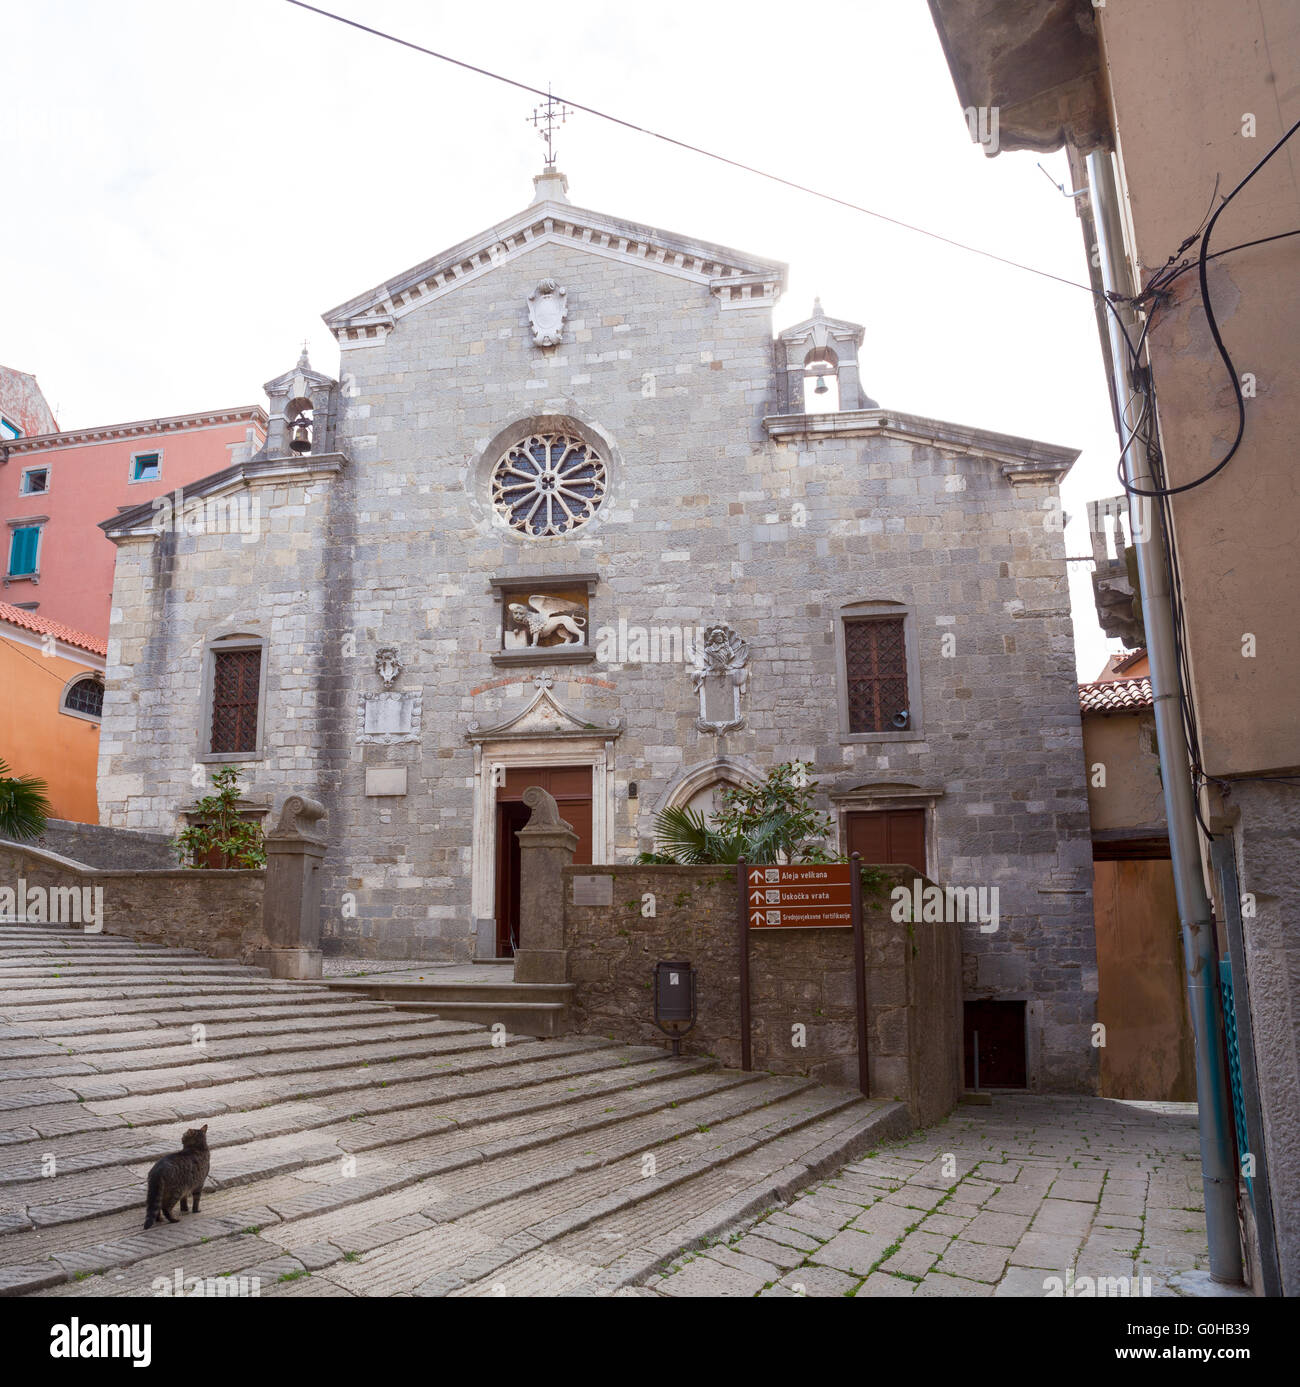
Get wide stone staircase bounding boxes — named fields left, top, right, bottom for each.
left=0, top=924, right=908, bottom=1297
left=321, top=972, right=576, bottom=1036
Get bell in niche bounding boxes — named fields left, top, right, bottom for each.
left=813, top=373, right=829, bottom=396
left=289, top=416, right=313, bottom=454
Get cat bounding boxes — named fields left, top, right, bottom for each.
left=142, top=1124, right=210, bottom=1230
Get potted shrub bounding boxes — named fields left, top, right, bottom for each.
left=173, top=767, right=266, bottom=869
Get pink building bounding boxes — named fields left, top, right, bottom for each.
left=0, top=363, right=59, bottom=439
left=2, top=405, right=266, bottom=640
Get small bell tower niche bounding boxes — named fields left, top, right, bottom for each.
left=776, top=300, right=876, bottom=415
left=260, top=346, right=340, bottom=459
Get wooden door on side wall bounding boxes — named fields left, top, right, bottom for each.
left=846, top=808, right=927, bottom=876
left=1093, top=851, right=1196, bottom=1100
left=494, top=765, right=593, bottom=958
left=964, top=1001, right=1027, bottom=1088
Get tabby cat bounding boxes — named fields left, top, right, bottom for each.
left=142, top=1124, right=210, bottom=1230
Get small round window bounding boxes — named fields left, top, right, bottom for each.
left=490, top=432, right=607, bottom=537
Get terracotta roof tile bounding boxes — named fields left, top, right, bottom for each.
left=1078, top=676, right=1153, bottom=713
left=0, top=603, right=107, bottom=657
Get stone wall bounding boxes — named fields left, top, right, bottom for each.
left=0, top=840, right=265, bottom=959
left=561, top=863, right=962, bottom=1125
left=32, top=818, right=178, bottom=871
left=1224, top=781, right=1300, bottom=1296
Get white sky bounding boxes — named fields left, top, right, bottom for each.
left=3, top=0, right=1123, bottom=679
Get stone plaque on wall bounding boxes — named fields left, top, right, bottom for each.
left=572, top=874, right=614, bottom=907
left=357, top=690, right=422, bottom=745
left=365, top=767, right=408, bottom=797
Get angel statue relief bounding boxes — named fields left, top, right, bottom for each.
left=507, top=594, right=588, bottom=646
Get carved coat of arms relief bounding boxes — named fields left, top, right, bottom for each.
left=527, top=279, right=568, bottom=347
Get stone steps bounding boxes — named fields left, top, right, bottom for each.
left=0, top=923, right=911, bottom=1297
left=0, top=1018, right=490, bottom=1093
left=324, top=978, right=576, bottom=1038
left=324, top=980, right=573, bottom=1006
left=0, top=1046, right=702, bottom=1263
left=0, top=1004, right=445, bottom=1056
left=0, top=999, right=415, bottom=1043
left=0, top=988, right=363, bottom=1023
left=6, top=1061, right=750, bottom=1246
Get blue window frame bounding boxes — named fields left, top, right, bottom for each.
left=130, top=451, right=161, bottom=482
left=8, top=525, right=41, bottom=577
left=0, top=418, right=20, bottom=441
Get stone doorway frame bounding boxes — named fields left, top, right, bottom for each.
left=469, top=736, right=618, bottom=959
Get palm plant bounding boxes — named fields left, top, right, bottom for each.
left=637, top=804, right=749, bottom=865
left=0, top=758, right=53, bottom=842
left=638, top=761, right=835, bottom=865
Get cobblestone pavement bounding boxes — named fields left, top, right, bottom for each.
left=642, top=1095, right=1218, bottom=1298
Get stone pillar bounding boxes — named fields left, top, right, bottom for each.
left=512, top=785, right=577, bottom=984
left=255, top=794, right=327, bottom=980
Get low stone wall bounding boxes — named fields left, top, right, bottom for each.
left=0, top=840, right=266, bottom=959
left=33, top=819, right=178, bottom=871
left=560, top=863, right=962, bottom=1126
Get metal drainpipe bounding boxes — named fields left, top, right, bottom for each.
left=1086, top=148, right=1243, bottom=1285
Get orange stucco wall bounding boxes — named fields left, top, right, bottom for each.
left=4, top=417, right=262, bottom=641
left=0, top=637, right=100, bottom=823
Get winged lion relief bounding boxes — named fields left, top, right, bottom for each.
left=506, top=593, right=588, bottom=647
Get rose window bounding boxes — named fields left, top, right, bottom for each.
left=490, top=432, right=608, bottom=537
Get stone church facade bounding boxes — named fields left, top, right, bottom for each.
left=99, top=169, right=1097, bottom=1091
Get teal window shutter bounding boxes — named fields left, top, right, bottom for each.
left=9, top=525, right=40, bottom=575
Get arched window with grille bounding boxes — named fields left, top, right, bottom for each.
left=60, top=674, right=104, bottom=722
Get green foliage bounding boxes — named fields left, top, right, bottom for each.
left=173, top=766, right=266, bottom=869
left=636, top=761, right=834, bottom=865
left=858, top=864, right=890, bottom=906
left=0, top=758, right=52, bottom=842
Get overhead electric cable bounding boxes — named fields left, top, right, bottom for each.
left=283, top=0, right=1095, bottom=294
left=1120, top=114, right=1300, bottom=498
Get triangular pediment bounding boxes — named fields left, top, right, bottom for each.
left=466, top=677, right=622, bottom=743
left=779, top=300, right=865, bottom=348
left=323, top=195, right=787, bottom=342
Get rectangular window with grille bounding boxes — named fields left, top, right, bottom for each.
left=210, top=648, right=261, bottom=754
left=845, top=617, right=909, bottom=733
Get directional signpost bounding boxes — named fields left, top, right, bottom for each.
left=745, top=863, right=853, bottom=929
left=736, top=855, right=869, bottom=1096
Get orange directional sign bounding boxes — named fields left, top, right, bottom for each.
left=746, top=864, right=853, bottom=928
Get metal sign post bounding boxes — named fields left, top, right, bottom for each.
left=737, top=856, right=869, bottom=1096
left=849, top=852, right=869, bottom=1098
left=736, top=858, right=752, bottom=1072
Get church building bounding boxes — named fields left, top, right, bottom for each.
left=98, top=166, right=1097, bottom=1092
